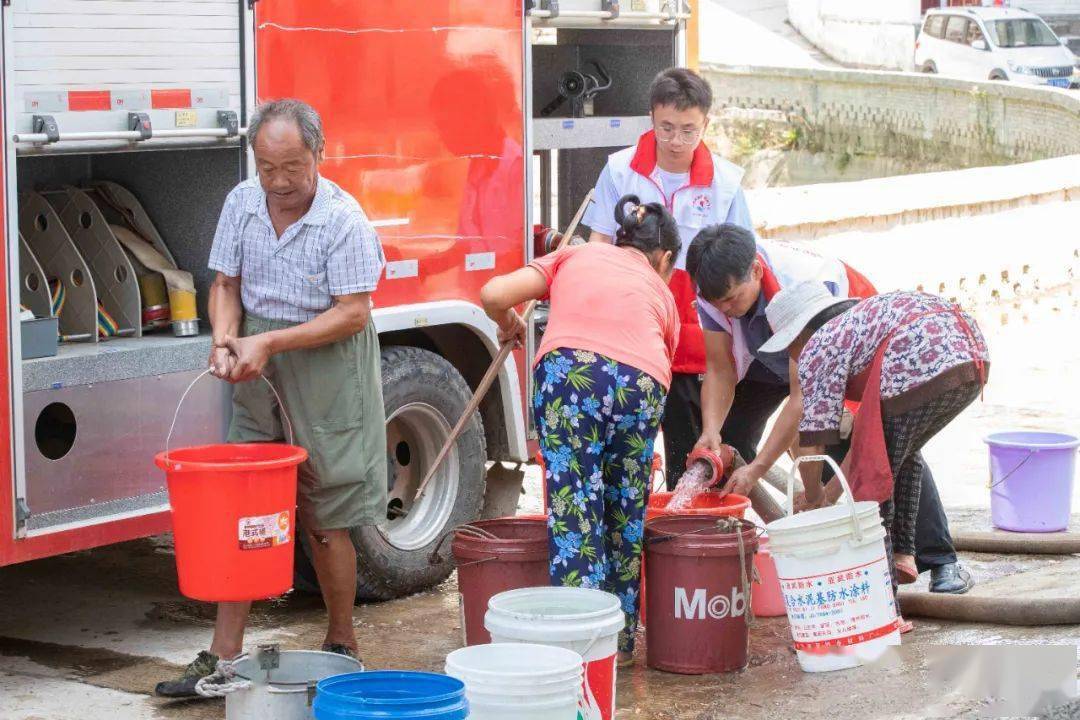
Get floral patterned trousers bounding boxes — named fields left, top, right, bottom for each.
left=534, top=348, right=667, bottom=653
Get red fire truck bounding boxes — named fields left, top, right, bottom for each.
left=0, top=0, right=694, bottom=597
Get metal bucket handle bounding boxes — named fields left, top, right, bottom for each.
left=429, top=522, right=503, bottom=566
left=579, top=627, right=606, bottom=661
left=987, top=449, right=1034, bottom=489
left=786, top=454, right=863, bottom=544
left=164, top=367, right=296, bottom=460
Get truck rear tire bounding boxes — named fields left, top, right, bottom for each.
left=294, top=345, right=487, bottom=600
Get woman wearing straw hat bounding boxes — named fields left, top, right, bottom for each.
left=757, top=282, right=989, bottom=606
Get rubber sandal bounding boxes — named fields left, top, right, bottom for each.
left=894, top=559, right=919, bottom=585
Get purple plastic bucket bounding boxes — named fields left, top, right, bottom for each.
left=985, top=431, right=1079, bottom=532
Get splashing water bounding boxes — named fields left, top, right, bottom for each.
left=666, top=459, right=716, bottom=511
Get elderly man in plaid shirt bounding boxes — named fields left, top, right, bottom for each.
left=157, top=98, right=387, bottom=698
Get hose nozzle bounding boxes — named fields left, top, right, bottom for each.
left=686, top=446, right=735, bottom=487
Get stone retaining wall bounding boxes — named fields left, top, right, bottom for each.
left=703, top=64, right=1080, bottom=169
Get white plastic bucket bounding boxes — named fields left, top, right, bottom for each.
left=484, top=587, right=624, bottom=720
left=465, top=695, right=581, bottom=719
left=765, top=456, right=901, bottom=673
left=445, top=643, right=583, bottom=720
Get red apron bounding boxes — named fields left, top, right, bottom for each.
left=841, top=307, right=986, bottom=502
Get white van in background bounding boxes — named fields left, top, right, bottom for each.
left=915, top=7, right=1077, bottom=88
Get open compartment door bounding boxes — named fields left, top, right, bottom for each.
left=1, top=37, right=16, bottom=544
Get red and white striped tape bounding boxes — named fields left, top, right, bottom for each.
left=24, top=87, right=230, bottom=113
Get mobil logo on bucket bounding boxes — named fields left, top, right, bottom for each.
left=644, top=516, right=758, bottom=674
left=674, top=586, right=747, bottom=621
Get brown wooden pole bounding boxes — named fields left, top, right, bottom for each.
left=410, top=191, right=595, bottom=507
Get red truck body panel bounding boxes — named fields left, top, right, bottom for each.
left=1, top=1, right=529, bottom=565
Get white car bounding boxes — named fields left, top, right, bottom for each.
left=915, top=7, right=1076, bottom=89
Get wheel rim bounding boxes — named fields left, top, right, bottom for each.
left=383, top=402, right=460, bottom=551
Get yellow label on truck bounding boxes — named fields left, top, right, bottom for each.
left=175, top=109, right=198, bottom=128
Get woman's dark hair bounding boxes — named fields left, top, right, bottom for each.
left=613, top=194, right=680, bottom=258
left=801, top=299, right=859, bottom=341
left=685, top=223, right=757, bottom=301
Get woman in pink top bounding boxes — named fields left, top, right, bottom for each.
left=481, top=195, right=680, bottom=664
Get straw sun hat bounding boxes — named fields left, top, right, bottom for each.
left=758, top=280, right=851, bottom=354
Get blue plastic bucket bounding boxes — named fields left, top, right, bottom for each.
left=985, top=431, right=1079, bottom=532
left=313, top=671, right=468, bottom=720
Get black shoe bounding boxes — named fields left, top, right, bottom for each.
left=154, top=650, right=220, bottom=698
left=929, top=563, right=974, bottom=594
left=322, top=643, right=365, bottom=669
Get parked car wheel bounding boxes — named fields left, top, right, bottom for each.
left=294, top=345, right=487, bottom=600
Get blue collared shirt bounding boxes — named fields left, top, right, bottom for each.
left=208, top=176, right=385, bottom=323
left=699, top=281, right=842, bottom=386
left=739, top=292, right=790, bottom=383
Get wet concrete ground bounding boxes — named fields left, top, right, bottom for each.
left=3, top=205, right=1078, bottom=718
left=2, top=506, right=1078, bottom=720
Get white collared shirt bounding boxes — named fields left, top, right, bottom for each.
left=208, top=176, right=385, bottom=322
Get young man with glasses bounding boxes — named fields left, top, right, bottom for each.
left=583, top=67, right=753, bottom=489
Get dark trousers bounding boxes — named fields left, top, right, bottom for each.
left=660, top=373, right=705, bottom=489
left=662, top=369, right=957, bottom=570
left=832, top=439, right=955, bottom=572
left=881, top=382, right=979, bottom=562
left=911, top=464, right=956, bottom=572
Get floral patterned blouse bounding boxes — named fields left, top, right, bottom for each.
left=798, top=292, right=990, bottom=445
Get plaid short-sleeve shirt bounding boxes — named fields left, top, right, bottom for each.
left=208, top=176, right=385, bottom=322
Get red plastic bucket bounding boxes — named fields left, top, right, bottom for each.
left=451, top=517, right=550, bottom=646
left=751, top=536, right=787, bottom=617
left=647, top=491, right=751, bottom=519
left=154, top=442, right=307, bottom=602
left=644, top=516, right=758, bottom=674
left=640, top=492, right=749, bottom=624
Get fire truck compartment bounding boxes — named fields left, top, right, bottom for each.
left=527, top=24, right=684, bottom=407
left=8, top=0, right=241, bottom=155
left=531, top=28, right=680, bottom=230
left=14, top=147, right=240, bottom=532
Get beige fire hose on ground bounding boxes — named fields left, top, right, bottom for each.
left=901, top=530, right=1080, bottom=625
left=898, top=592, right=1080, bottom=626
left=951, top=530, right=1080, bottom=555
